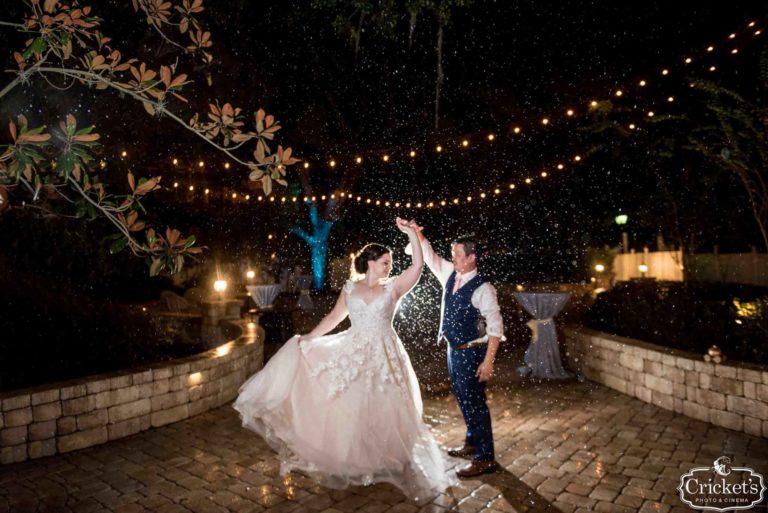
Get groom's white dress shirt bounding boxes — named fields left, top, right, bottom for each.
left=419, top=239, right=505, bottom=344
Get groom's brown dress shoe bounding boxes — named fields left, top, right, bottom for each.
left=447, top=444, right=477, bottom=459
left=456, top=460, right=499, bottom=478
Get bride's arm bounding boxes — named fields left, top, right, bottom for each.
left=393, top=218, right=423, bottom=299
left=298, top=291, right=348, bottom=343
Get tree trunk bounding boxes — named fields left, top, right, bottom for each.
left=408, top=9, right=418, bottom=53
left=310, top=242, right=329, bottom=290
left=434, top=13, right=445, bottom=132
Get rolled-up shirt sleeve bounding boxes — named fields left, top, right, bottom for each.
left=419, top=239, right=454, bottom=287
left=473, top=283, right=506, bottom=341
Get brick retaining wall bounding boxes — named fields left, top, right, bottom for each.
left=563, top=326, right=768, bottom=438
left=0, top=322, right=264, bottom=464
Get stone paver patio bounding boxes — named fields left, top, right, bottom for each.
left=1, top=351, right=767, bottom=513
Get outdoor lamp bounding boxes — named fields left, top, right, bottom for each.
left=595, top=264, right=605, bottom=273
left=615, top=214, right=628, bottom=225
left=214, top=280, right=227, bottom=294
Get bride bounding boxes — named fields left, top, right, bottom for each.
left=233, top=218, right=455, bottom=501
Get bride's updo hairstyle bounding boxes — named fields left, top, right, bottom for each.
left=351, top=243, right=391, bottom=279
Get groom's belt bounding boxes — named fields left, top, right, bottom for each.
left=441, top=336, right=487, bottom=350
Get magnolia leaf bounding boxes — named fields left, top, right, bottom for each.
left=261, top=175, right=272, bottom=196
left=166, top=228, right=181, bottom=246
left=149, top=257, right=164, bottom=277
left=109, top=236, right=128, bottom=254
left=254, top=139, right=266, bottom=162
left=134, top=176, right=161, bottom=196
left=160, top=65, right=172, bottom=88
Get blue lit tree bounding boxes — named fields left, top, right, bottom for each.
left=290, top=202, right=335, bottom=289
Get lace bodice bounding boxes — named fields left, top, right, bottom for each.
left=344, top=278, right=399, bottom=336
left=306, top=279, right=410, bottom=398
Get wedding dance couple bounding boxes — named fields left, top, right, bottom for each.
left=233, top=218, right=505, bottom=501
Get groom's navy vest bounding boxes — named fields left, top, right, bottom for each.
left=440, top=272, right=486, bottom=348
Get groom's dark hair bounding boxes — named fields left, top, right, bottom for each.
left=453, top=235, right=480, bottom=261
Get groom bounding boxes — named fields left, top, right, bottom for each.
left=408, top=220, right=504, bottom=478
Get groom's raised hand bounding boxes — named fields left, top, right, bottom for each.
left=408, top=219, right=425, bottom=241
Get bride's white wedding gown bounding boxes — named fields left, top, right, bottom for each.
left=233, top=279, right=455, bottom=501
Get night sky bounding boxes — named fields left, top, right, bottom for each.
left=1, top=1, right=766, bottom=282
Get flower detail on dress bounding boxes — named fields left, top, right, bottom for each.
left=308, top=279, right=407, bottom=399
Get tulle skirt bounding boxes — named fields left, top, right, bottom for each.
left=233, top=332, right=455, bottom=502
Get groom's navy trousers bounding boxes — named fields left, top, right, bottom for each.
left=447, top=345, right=494, bottom=462
left=442, top=272, right=494, bottom=462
